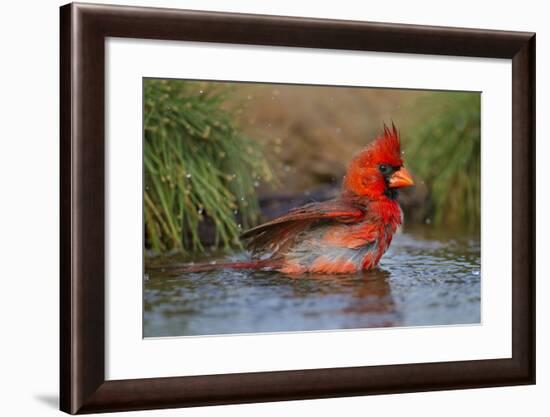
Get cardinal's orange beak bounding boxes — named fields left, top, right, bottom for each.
left=389, top=167, right=414, bottom=188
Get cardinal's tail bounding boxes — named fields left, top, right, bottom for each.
left=151, top=259, right=275, bottom=274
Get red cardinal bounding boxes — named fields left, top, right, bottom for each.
left=176, top=124, right=413, bottom=274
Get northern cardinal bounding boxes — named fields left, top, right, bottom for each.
left=171, top=124, right=413, bottom=274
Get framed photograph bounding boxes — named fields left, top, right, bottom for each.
left=60, top=2, right=535, bottom=414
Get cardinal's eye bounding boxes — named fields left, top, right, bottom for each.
left=379, top=164, right=392, bottom=175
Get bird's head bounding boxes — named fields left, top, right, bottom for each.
left=343, top=124, right=414, bottom=200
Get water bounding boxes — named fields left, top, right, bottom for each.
left=144, top=229, right=480, bottom=337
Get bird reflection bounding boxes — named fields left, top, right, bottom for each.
left=278, top=268, right=399, bottom=328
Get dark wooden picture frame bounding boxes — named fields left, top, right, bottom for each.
left=60, top=2, right=535, bottom=414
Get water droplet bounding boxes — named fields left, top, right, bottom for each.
left=199, top=90, right=204, bottom=94
left=185, top=173, right=192, bottom=179
left=233, top=210, right=239, bottom=215
left=253, top=181, right=260, bottom=187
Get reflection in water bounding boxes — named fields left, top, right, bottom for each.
left=144, top=231, right=480, bottom=337
left=283, top=270, right=396, bottom=323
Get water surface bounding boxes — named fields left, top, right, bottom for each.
left=144, top=229, right=480, bottom=337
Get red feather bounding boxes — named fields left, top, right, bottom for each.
left=165, top=124, right=412, bottom=275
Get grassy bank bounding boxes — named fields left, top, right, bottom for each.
left=144, top=79, right=274, bottom=255
left=405, top=92, right=481, bottom=230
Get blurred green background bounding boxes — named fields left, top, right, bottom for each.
left=144, top=79, right=480, bottom=255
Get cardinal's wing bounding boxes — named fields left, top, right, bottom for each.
left=241, top=199, right=365, bottom=256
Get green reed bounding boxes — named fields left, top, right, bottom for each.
left=144, top=79, right=274, bottom=254
left=405, top=92, right=481, bottom=230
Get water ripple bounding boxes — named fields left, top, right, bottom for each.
left=144, top=231, right=480, bottom=336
